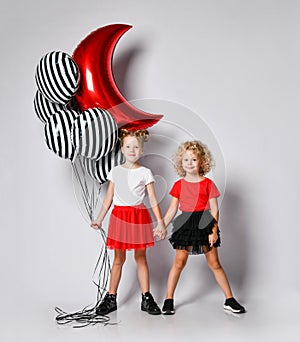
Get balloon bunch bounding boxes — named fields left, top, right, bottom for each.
left=34, top=23, right=163, bottom=327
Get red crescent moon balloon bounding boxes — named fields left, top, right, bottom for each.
left=73, top=24, right=163, bottom=130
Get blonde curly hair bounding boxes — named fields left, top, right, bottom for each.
left=119, top=128, right=149, bottom=147
left=173, top=141, right=215, bottom=177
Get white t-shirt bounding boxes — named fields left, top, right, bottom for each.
left=107, top=165, right=155, bottom=206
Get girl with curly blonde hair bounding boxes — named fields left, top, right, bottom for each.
left=161, top=141, right=246, bottom=315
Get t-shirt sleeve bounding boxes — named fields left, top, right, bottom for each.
left=169, top=180, right=181, bottom=198
left=207, top=179, right=220, bottom=198
left=145, top=168, right=155, bottom=185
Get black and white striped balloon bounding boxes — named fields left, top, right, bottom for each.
left=35, top=51, right=80, bottom=105
left=44, top=109, right=79, bottom=161
left=34, top=90, right=66, bottom=123
left=71, top=108, right=118, bottom=160
left=83, top=141, right=125, bottom=184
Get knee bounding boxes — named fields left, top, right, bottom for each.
left=134, top=253, right=147, bottom=265
left=207, top=260, right=222, bottom=271
left=113, top=255, right=126, bottom=267
left=174, top=258, right=187, bottom=271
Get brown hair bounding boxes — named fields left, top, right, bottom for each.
left=119, top=128, right=150, bottom=146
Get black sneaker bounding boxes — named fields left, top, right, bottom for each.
left=224, top=297, right=246, bottom=313
left=162, top=299, right=175, bottom=315
left=141, top=292, right=161, bottom=315
left=95, top=292, right=117, bottom=315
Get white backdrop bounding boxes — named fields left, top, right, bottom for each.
left=1, top=0, right=300, bottom=341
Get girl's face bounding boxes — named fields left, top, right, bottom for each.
left=182, top=150, right=200, bottom=176
left=121, top=136, right=143, bottom=164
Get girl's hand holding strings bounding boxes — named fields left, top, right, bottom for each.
left=90, top=220, right=102, bottom=230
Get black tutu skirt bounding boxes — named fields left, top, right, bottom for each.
left=169, top=210, right=221, bottom=255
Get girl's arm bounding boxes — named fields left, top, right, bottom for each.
left=90, top=181, right=114, bottom=229
left=146, top=182, right=166, bottom=239
left=163, top=196, right=179, bottom=227
left=209, top=197, right=219, bottom=223
left=208, top=197, right=219, bottom=246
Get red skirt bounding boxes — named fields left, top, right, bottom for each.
left=106, top=204, right=154, bottom=250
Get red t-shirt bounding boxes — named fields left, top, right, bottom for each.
left=169, top=178, right=220, bottom=212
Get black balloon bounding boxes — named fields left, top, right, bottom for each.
left=83, top=140, right=124, bottom=183
left=35, top=51, right=80, bottom=105
left=71, top=107, right=118, bottom=160
left=34, top=90, right=66, bottom=123
left=44, top=109, right=79, bottom=161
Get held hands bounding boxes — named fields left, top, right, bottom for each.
left=153, top=221, right=167, bottom=240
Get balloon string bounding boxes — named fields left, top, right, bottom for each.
left=77, top=156, right=91, bottom=215
left=71, top=158, right=92, bottom=218
left=93, top=228, right=111, bottom=302
left=71, top=156, right=101, bottom=221
left=55, top=236, right=115, bottom=328
left=90, top=177, right=102, bottom=221
left=55, top=234, right=114, bottom=327
left=55, top=157, right=114, bottom=327
left=55, top=305, right=118, bottom=328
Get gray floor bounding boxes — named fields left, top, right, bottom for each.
left=4, top=290, right=299, bottom=342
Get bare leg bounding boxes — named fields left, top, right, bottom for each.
left=109, top=249, right=126, bottom=294
left=166, top=249, right=189, bottom=299
left=205, top=247, right=233, bottom=299
left=134, top=249, right=150, bottom=294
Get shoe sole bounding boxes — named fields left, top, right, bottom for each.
left=162, top=310, right=175, bottom=315
left=96, top=306, right=117, bottom=316
left=223, top=305, right=245, bottom=314
left=141, top=307, right=161, bottom=315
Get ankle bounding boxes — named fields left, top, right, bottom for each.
left=142, top=292, right=155, bottom=302
left=107, top=292, right=117, bottom=298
